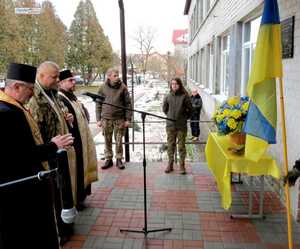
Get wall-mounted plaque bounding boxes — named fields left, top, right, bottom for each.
left=281, top=16, right=294, bottom=59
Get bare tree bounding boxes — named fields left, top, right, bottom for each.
left=132, top=25, right=156, bottom=76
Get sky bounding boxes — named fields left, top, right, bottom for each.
left=37, top=0, right=188, bottom=54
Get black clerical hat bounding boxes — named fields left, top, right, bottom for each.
left=59, top=70, right=73, bottom=81
left=7, top=63, right=37, bottom=84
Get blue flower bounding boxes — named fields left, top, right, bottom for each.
left=219, top=120, right=228, bottom=132
left=241, top=96, right=249, bottom=102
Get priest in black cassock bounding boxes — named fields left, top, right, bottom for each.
left=0, top=63, right=74, bottom=249
left=58, top=69, right=98, bottom=210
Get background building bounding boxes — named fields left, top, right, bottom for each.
left=184, top=0, right=300, bottom=219
left=172, top=29, right=189, bottom=83
left=172, top=29, right=188, bottom=55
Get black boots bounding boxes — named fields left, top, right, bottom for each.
left=101, top=159, right=113, bottom=169
left=102, top=159, right=125, bottom=170
left=165, top=161, right=174, bottom=173
left=116, top=159, right=125, bottom=170
left=179, top=163, right=186, bottom=175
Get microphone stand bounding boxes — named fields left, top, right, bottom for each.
left=0, top=168, right=58, bottom=189
left=85, top=93, right=173, bottom=236
left=0, top=150, right=75, bottom=211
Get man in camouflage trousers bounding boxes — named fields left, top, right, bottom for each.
left=96, top=68, right=132, bottom=170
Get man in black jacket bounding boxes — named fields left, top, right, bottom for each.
left=0, top=63, right=73, bottom=249
left=190, top=89, right=202, bottom=141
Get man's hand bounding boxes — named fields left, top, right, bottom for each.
left=284, top=159, right=300, bottom=186
left=123, top=121, right=130, bottom=128
left=97, top=121, right=102, bottom=128
left=65, top=113, right=74, bottom=128
left=51, top=134, right=74, bottom=149
left=284, top=168, right=300, bottom=186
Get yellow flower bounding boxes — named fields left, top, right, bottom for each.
left=223, top=109, right=230, bottom=116
left=213, top=96, right=249, bottom=135
left=227, top=97, right=239, bottom=106
left=242, top=102, right=249, bottom=111
left=212, top=111, right=218, bottom=118
left=216, top=114, right=224, bottom=123
left=227, top=118, right=237, bottom=129
left=231, top=110, right=242, bottom=119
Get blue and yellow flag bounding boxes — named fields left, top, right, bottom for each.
left=243, top=0, right=282, bottom=162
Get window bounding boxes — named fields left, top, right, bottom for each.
left=200, top=48, right=205, bottom=86
left=194, top=52, right=198, bottom=83
left=205, top=46, right=210, bottom=88
left=189, top=57, right=192, bottom=79
left=241, top=16, right=261, bottom=95
left=193, top=54, right=197, bottom=81
left=206, top=0, right=211, bottom=14
left=209, top=43, right=214, bottom=91
left=195, top=1, right=199, bottom=31
left=220, top=35, right=230, bottom=96
left=196, top=51, right=201, bottom=83
left=192, top=55, right=195, bottom=81
left=198, top=0, right=203, bottom=24
left=202, top=0, right=206, bottom=20
left=190, top=11, right=195, bottom=38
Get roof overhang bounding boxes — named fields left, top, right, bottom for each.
left=184, top=0, right=191, bottom=15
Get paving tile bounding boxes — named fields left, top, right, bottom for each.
left=204, top=242, right=224, bottom=249
left=154, top=175, right=195, bottom=190
left=82, top=235, right=97, bottom=247
left=64, top=161, right=293, bottom=249
left=74, top=224, right=92, bottom=235
left=93, top=175, right=118, bottom=188
left=75, top=215, right=98, bottom=225
left=78, top=207, right=102, bottom=217
left=182, top=229, right=202, bottom=240
left=222, top=242, right=265, bottom=249
left=191, top=163, right=212, bottom=175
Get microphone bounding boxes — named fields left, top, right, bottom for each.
left=82, top=92, right=105, bottom=102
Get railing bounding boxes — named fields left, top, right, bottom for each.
left=91, top=119, right=216, bottom=163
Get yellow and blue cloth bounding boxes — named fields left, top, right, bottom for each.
left=205, top=133, right=281, bottom=209
left=243, top=0, right=283, bottom=162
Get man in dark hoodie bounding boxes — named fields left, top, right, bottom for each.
left=190, top=89, right=202, bottom=141
left=96, top=68, right=132, bottom=170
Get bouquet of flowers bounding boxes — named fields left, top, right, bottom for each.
left=213, top=96, right=249, bottom=135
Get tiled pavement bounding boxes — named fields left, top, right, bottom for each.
left=63, top=162, right=300, bottom=249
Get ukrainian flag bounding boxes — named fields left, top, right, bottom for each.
left=243, top=0, right=282, bottom=162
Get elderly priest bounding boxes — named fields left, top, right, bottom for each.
left=0, top=63, right=73, bottom=249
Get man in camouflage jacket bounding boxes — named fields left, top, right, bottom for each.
left=27, top=61, right=76, bottom=246
left=96, top=68, right=132, bottom=170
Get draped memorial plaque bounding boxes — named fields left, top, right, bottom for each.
left=281, top=16, right=294, bottom=59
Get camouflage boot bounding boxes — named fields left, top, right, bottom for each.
left=179, top=162, right=186, bottom=175
left=165, top=161, right=174, bottom=173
